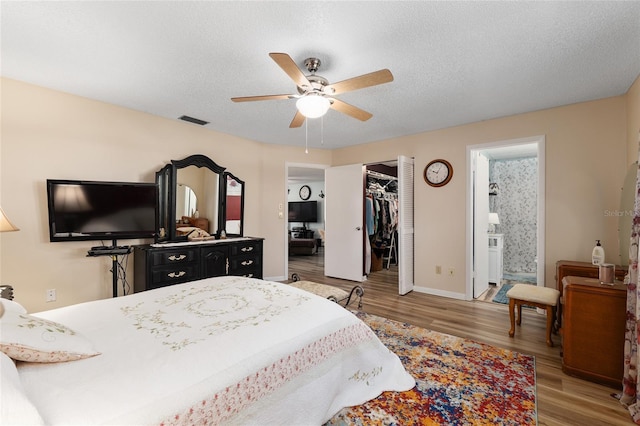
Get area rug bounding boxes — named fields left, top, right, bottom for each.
left=503, top=272, right=537, bottom=284
left=326, top=312, right=537, bottom=426
left=492, top=283, right=514, bottom=304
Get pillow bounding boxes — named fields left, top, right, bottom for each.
left=0, top=311, right=100, bottom=363
left=0, top=298, right=28, bottom=315
left=177, top=226, right=211, bottom=240
left=176, top=226, right=197, bottom=236
left=0, top=351, right=45, bottom=425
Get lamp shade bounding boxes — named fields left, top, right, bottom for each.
left=488, top=212, right=500, bottom=225
left=0, top=207, right=19, bottom=232
left=296, top=94, right=330, bottom=118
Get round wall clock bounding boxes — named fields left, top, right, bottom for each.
left=299, top=185, right=311, bottom=200
left=424, top=159, right=453, bottom=187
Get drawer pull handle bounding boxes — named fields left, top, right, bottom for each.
left=168, top=254, right=187, bottom=261
left=168, top=271, right=186, bottom=278
left=241, top=247, right=254, bottom=252
left=241, top=260, right=254, bottom=266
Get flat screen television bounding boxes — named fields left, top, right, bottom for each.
left=47, top=179, right=157, bottom=242
left=288, top=201, right=318, bottom=223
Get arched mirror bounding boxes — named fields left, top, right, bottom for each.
left=155, top=155, right=224, bottom=241
left=224, top=172, right=244, bottom=237
left=156, top=154, right=245, bottom=242
left=176, top=184, right=198, bottom=218
left=619, top=162, right=637, bottom=266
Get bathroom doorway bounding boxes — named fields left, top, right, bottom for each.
left=466, top=136, right=546, bottom=301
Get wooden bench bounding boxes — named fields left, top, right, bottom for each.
left=288, top=275, right=363, bottom=309
left=507, top=283, right=560, bottom=347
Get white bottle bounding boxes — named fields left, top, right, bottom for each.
left=592, top=240, right=605, bottom=265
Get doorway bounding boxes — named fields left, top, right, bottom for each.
left=466, top=136, right=546, bottom=301
left=323, top=157, right=414, bottom=295
left=285, top=163, right=327, bottom=281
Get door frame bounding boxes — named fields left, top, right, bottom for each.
left=465, top=135, right=546, bottom=300
left=285, top=162, right=329, bottom=280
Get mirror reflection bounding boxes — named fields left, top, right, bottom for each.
left=225, top=173, right=244, bottom=236
left=619, top=162, right=637, bottom=266
left=176, top=166, right=219, bottom=235
left=176, top=184, right=197, bottom=218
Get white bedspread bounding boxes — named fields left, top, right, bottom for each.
left=17, top=276, right=414, bottom=425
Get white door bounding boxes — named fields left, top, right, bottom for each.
left=325, top=164, right=365, bottom=282
left=397, top=156, right=415, bottom=295
left=473, top=152, right=490, bottom=298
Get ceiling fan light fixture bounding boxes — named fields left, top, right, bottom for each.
left=296, top=94, right=330, bottom=118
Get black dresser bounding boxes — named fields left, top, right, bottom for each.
left=133, top=237, right=263, bottom=292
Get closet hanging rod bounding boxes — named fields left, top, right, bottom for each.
left=366, top=170, right=397, bottom=181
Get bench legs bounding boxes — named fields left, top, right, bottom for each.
left=508, top=298, right=555, bottom=347
left=508, top=299, right=517, bottom=338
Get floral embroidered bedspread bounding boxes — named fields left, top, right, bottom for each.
left=18, top=276, right=414, bottom=425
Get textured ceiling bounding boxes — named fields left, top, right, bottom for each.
left=2, top=1, right=639, bottom=150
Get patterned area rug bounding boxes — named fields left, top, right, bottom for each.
left=326, top=312, right=537, bottom=425
left=492, top=283, right=514, bottom=304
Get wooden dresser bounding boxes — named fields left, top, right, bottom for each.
left=555, top=260, right=627, bottom=297
left=555, top=260, right=627, bottom=329
left=561, top=276, right=627, bottom=389
left=134, top=237, right=263, bottom=292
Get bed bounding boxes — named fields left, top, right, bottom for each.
left=0, top=276, right=414, bottom=425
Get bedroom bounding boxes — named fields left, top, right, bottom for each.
left=1, top=1, right=640, bottom=424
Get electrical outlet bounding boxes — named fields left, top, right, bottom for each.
left=278, top=211, right=284, bottom=219
left=46, top=289, right=56, bottom=302
left=435, top=265, right=442, bottom=274
left=448, top=268, right=455, bottom=277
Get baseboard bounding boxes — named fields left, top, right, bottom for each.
left=413, top=286, right=467, bottom=300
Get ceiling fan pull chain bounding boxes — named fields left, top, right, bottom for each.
left=321, top=116, right=324, bottom=146
left=305, top=119, right=309, bottom=154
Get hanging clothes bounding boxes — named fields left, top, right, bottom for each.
left=365, top=171, right=399, bottom=273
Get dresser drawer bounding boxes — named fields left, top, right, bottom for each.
left=134, top=238, right=263, bottom=292
left=150, top=263, right=200, bottom=287
left=150, top=248, right=199, bottom=266
left=230, top=241, right=261, bottom=257
left=229, top=255, right=262, bottom=278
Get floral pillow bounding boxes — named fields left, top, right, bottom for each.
left=0, top=311, right=100, bottom=363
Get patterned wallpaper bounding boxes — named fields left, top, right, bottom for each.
left=489, top=157, right=538, bottom=274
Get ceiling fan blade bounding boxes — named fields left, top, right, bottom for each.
left=327, top=69, right=394, bottom=95
left=289, top=110, right=305, bottom=128
left=231, top=94, right=291, bottom=102
left=269, top=52, right=312, bottom=89
left=330, top=98, right=373, bottom=121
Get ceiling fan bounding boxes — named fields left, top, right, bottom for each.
left=231, top=52, right=393, bottom=128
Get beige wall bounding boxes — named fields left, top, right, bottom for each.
left=0, top=78, right=330, bottom=311
left=333, top=96, right=628, bottom=297
left=0, top=76, right=634, bottom=311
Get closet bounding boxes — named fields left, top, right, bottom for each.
left=365, top=165, right=399, bottom=275
left=324, top=156, right=413, bottom=293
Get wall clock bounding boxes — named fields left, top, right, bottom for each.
left=424, top=159, right=453, bottom=187
left=299, top=185, right=311, bottom=200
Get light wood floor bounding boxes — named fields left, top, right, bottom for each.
left=286, top=249, right=632, bottom=425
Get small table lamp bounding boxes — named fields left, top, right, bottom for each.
left=488, top=212, right=500, bottom=234
left=0, top=206, right=19, bottom=300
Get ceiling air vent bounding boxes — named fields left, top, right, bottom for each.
left=178, top=115, right=209, bottom=126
